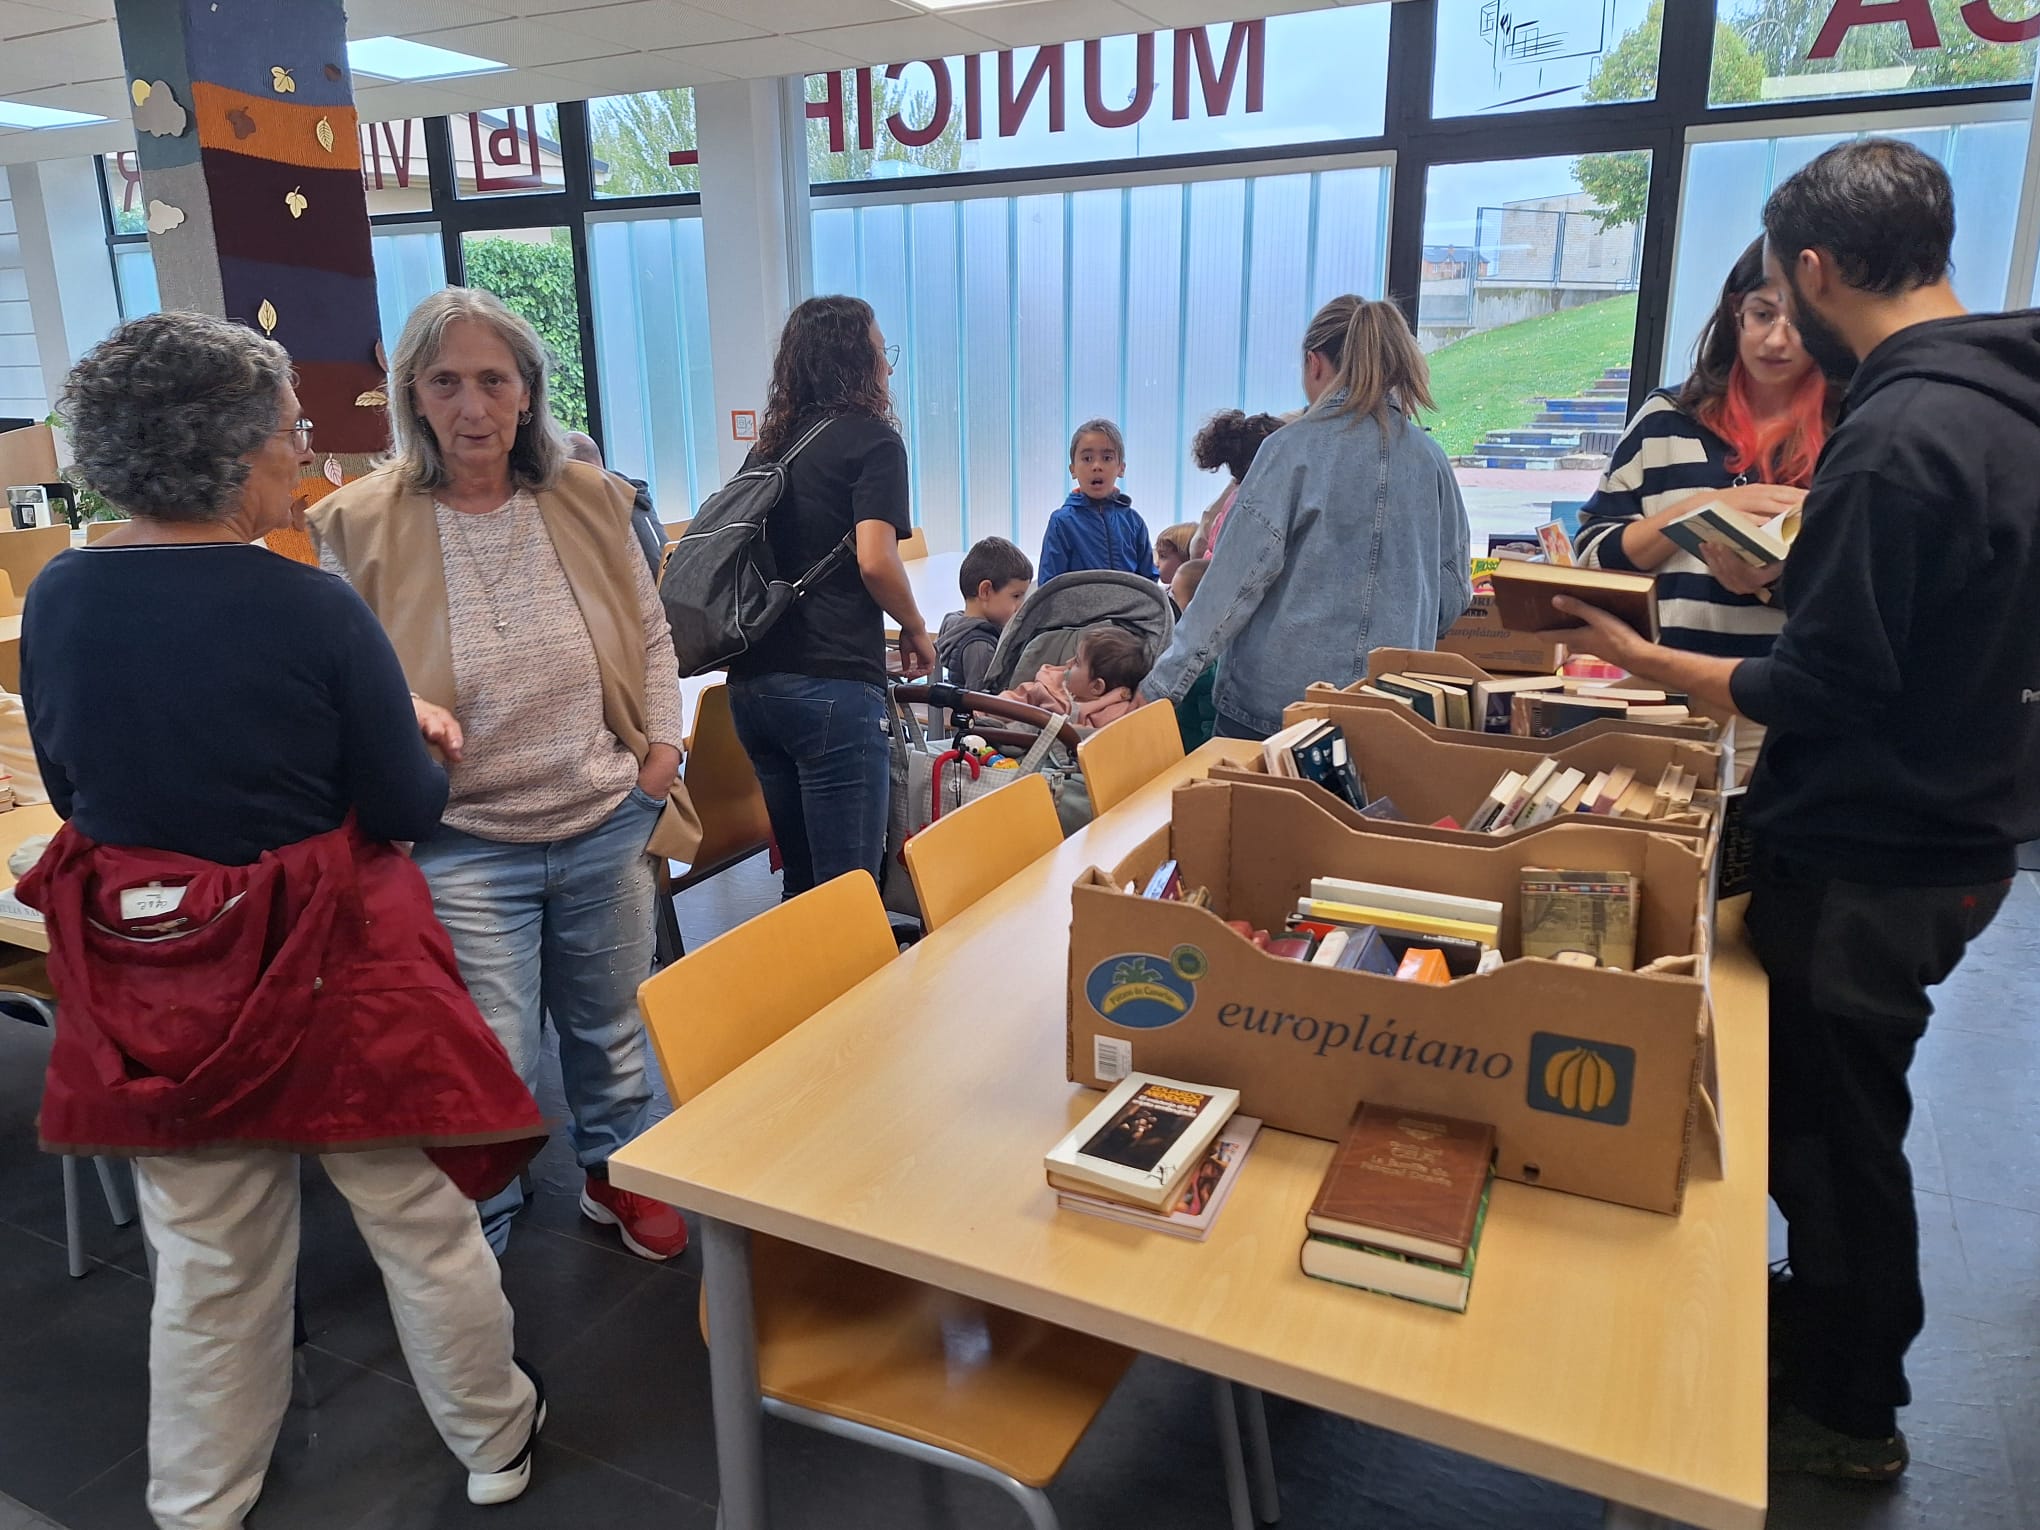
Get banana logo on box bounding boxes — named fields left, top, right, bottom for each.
left=1526, top=1033, right=1635, bottom=1126
left=1084, top=946, right=1205, bottom=1029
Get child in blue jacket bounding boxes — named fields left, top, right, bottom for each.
left=1037, top=419, right=1158, bottom=584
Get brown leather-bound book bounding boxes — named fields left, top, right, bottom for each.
left=1489, top=559, right=1659, bottom=641
left=1305, top=1103, right=1496, bottom=1265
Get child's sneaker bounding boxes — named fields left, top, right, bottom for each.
left=1770, top=1404, right=1909, bottom=1482
left=468, top=1358, right=545, bottom=1505
left=581, top=1174, right=689, bottom=1261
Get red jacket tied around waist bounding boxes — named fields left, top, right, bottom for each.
left=18, top=820, right=545, bottom=1200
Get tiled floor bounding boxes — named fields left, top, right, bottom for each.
left=1, top=857, right=2034, bottom=1530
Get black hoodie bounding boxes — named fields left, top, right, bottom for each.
left=1729, top=312, right=2040, bottom=885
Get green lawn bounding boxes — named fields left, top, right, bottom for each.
left=1425, top=294, right=1639, bottom=457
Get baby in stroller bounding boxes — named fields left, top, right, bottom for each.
left=1004, top=625, right=1148, bottom=729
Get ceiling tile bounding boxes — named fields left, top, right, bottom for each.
left=353, top=80, right=504, bottom=121
left=14, top=0, right=113, bottom=19
left=799, top=16, right=997, bottom=66
left=5, top=74, right=123, bottom=115
left=547, top=1, right=763, bottom=49
left=0, top=1, right=82, bottom=36
left=684, top=0, right=916, bottom=32
left=409, top=16, right=632, bottom=65
left=0, top=22, right=120, bottom=93
left=538, top=51, right=737, bottom=92
left=954, top=0, right=1152, bottom=48
left=343, top=0, right=514, bottom=37
left=1131, top=0, right=1332, bottom=26
left=657, top=34, right=862, bottom=79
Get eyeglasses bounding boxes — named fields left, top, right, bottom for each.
left=883, top=344, right=901, bottom=368
left=1737, top=302, right=1797, bottom=340
left=277, top=418, right=314, bottom=452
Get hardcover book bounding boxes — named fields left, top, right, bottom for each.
left=1044, top=1073, right=1241, bottom=1210
left=1301, top=1177, right=1492, bottom=1312
left=1305, top=1102, right=1496, bottom=1265
left=1489, top=559, right=1659, bottom=641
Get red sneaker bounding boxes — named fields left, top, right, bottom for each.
left=580, top=1175, right=689, bottom=1261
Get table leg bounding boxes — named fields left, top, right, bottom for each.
left=1601, top=1503, right=1692, bottom=1529
left=701, top=1216, right=768, bottom=1530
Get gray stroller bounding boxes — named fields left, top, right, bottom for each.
left=881, top=570, right=1175, bottom=922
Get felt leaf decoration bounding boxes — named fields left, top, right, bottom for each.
left=315, top=117, right=335, bottom=154
left=354, top=389, right=389, bottom=408
left=226, top=107, right=256, bottom=139
left=323, top=64, right=343, bottom=82
left=144, top=200, right=186, bottom=235
left=324, top=457, right=345, bottom=487
left=257, top=300, right=278, bottom=336
left=284, top=187, right=308, bottom=219
left=271, top=67, right=296, bottom=95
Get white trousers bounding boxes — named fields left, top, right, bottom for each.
left=132, top=1146, right=537, bottom=1530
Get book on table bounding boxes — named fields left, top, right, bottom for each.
left=1661, top=502, right=1800, bottom=567
left=1299, top=1101, right=1497, bottom=1312
left=1055, top=1117, right=1262, bottom=1239
left=1488, top=559, right=1660, bottom=641
left=1044, top=1073, right=1241, bottom=1210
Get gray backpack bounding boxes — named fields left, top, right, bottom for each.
left=659, top=418, right=852, bottom=676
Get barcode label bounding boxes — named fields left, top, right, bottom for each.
left=1094, top=1035, right=1132, bottom=1082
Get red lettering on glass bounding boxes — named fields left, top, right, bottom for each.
left=1958, top=0, right=2040, bottom=43
left=1084, top=35, right=1155, bottom=130
left=807, top=70, right=846, bottom=153
left=1808, top=0, right=1941, bottom=58
left=999, top=45, right=1066, bottom=136
left=964, top=54, right=983, bottom=139
left=855, top=67, right=876, bottom=152
left=1172, top=21, right=1264, bottom=120
left=110, top=150, right=141, bottom=214
left=360, top=119, right=415, bottom=190
left=667, top=149, right=700, bottom=167
left=470, top=106, right=542, bottom=192
left=886, top=61, right=952, bottom=148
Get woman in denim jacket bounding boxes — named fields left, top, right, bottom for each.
left=1142, top=296, right=1473, bottom=739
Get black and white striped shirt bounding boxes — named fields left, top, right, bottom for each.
left=1574, top=391, right=1786, bottom=659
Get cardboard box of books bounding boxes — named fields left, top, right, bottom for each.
left=1438, top=594, right=1567, bottom=674
left=1066, top=781, right=1721, bottom=1214
left=1207, top=701, right=1721, bottom=848
left=1351, top=650, right=1726, bottom=745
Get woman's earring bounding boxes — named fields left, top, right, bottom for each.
left=518, top=409, right=533, bottom=425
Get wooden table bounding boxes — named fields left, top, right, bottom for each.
left=0, top=801, right=59, bottom=952
left=0, top=613, right=22, bottom=695
left=611, top=740, right=1768, bottom=1530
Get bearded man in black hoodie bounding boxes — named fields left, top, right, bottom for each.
left=1554, top=138, right=2040, bottom=1483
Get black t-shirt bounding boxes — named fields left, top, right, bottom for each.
left=726, top=415, right=910, bottom=688
left=23, top=544, right=448, bottom=865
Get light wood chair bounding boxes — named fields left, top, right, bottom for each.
left=0, top=568, right=22, bottom=618
left=636, top=871, right=1138, bottom=1529
left=0, top=526, right=71, bottom=598
left=654, top=683, right=773, bottom=964
left=1078, top=699, right=1187, bottom=817
left=84, top=520, right=124, bottom=544
left=898, top=526, right=929, bottom=561
left=663, top=518, right=692, bottom=541
left=903, top=773, right=1060, bottom=934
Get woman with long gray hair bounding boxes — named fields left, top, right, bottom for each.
left=313, top=287, right=699, bottom=1262
left=21, top=310, right=548, bottom=1525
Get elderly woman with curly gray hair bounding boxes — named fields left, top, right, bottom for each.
left=21, top=310, right=551, bottom=1527
left=312, top=287, right=699, bottom=1263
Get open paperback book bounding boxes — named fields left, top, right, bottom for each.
left=1661, top=502, right=1799, bottom=567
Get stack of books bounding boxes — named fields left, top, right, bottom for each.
left=1510, top=684, right=1691, bottom=738
left=1288, top=875, right=1502, bottom=979
left=1259, top=718, right=1366, bottom=809
left=1301, top=1102, right=1495, bottom=1312
left=1054, top=1115, right=1263, bottom=1240
left=1047, top=1073, right=1244, bottom=1223
left=1519, top=866, right=1640, bottom=970
left=1467, top=760, right=1712, bottom=834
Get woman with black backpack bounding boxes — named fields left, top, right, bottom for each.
left=727, top=295, right=933, bottom=899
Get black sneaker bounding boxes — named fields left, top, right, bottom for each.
left=467, top=1357, right=546, bottom=1505
left=1771, top=1403, right=1909, bottom=1483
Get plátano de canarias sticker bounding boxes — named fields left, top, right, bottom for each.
left=1525, top=1032, right=1635, bottom=1126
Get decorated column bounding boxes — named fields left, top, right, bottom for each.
left=112, top=0, right=388, bottom=555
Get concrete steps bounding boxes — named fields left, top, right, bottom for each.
left=1455, top=366, right=1631, bottom=472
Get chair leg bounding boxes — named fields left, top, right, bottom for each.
left=61, top=1155, right=85, bottom=1278
left=1239, top=1385, right=1281, bottom=1523
left=94, top=1157, right=134, bottom=1226
left=653, top=886, right=685, bottom=968
left=1008, top=1485, right=1061, bottom=1530
left=1210, top=1375, right=1254, bottom=1530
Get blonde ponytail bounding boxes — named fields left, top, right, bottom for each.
left=1303, top=295, right=1435, bottom=429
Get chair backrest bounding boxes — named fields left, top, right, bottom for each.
left=636, top=871, right=896, bottom=1103
left=0, top=527, right=72, bottom=597
left=902, top=772, right=1059, bottom=933
left=0, top=569, right=22, bottom=618
left=675, top=681, right=772, bottom=886
left=898, top=527, right=929, bottom=561
left=84, top=520, right=125, bottom=545
left=1077, top=699, right=1185, bottom=816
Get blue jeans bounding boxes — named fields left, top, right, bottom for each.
left=728, top=673, right=890, bottom=900
left=1214, top=710, right=1268, bottom=742
left=411, top=788, right=664, bottom=1253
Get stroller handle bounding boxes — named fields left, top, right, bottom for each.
left=891, top=682, right=1089, bottom=738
